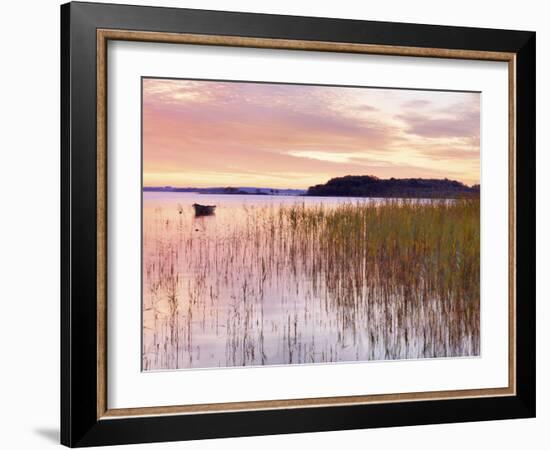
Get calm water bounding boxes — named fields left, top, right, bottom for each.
left=142, top=192, right=478, bottom=370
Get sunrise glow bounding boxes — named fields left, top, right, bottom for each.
left=143, top=79, right=480, bottom=189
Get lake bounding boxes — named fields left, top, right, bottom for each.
left=142, top=192, right=480, bottom=370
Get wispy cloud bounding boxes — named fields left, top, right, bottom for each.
left=402, top=99, right=432, bottom=109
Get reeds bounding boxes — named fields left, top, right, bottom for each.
left=142, top=197, right=480, bottom=370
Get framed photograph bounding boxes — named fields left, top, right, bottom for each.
left=61, top=2, right=535, bottom=447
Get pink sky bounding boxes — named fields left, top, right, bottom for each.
left=143, top=78, right=480, bottom=189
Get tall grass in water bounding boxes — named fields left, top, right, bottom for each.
left=142, top=198, right=480, bottom=370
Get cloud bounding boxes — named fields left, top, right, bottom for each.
left=396, top=106, right=479, bottom=140
left=142, top=79, right=481, bottom=187
left=354, top=104, right=379, bottom=112
left=286, top=150, right=391, bottom=166
left=144, top=81, right=397, bottom=151
left=402, top=99, right=432, bottom=109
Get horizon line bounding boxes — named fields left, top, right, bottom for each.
left=143, top=175, right=480, bottom=191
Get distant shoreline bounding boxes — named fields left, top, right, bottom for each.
left=142, top=186, right=307, bottom=196
left=144, top=175, right=479, bottom=200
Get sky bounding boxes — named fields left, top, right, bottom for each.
left=142, top=78, right=480, bottom=189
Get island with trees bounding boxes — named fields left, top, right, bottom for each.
left=306, top=175, right=479, bottom=199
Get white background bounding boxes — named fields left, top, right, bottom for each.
left=0, top=0, right=546, bottom=449
left=109, top=42, right=509, bottom=408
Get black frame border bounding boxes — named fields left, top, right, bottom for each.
left=61, top=2, right=535, bottom=447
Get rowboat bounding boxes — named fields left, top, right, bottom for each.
left=192, top=203, right=216, bottom=216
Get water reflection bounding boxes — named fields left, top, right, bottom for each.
left=142, top=192, right=480, bottom=370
